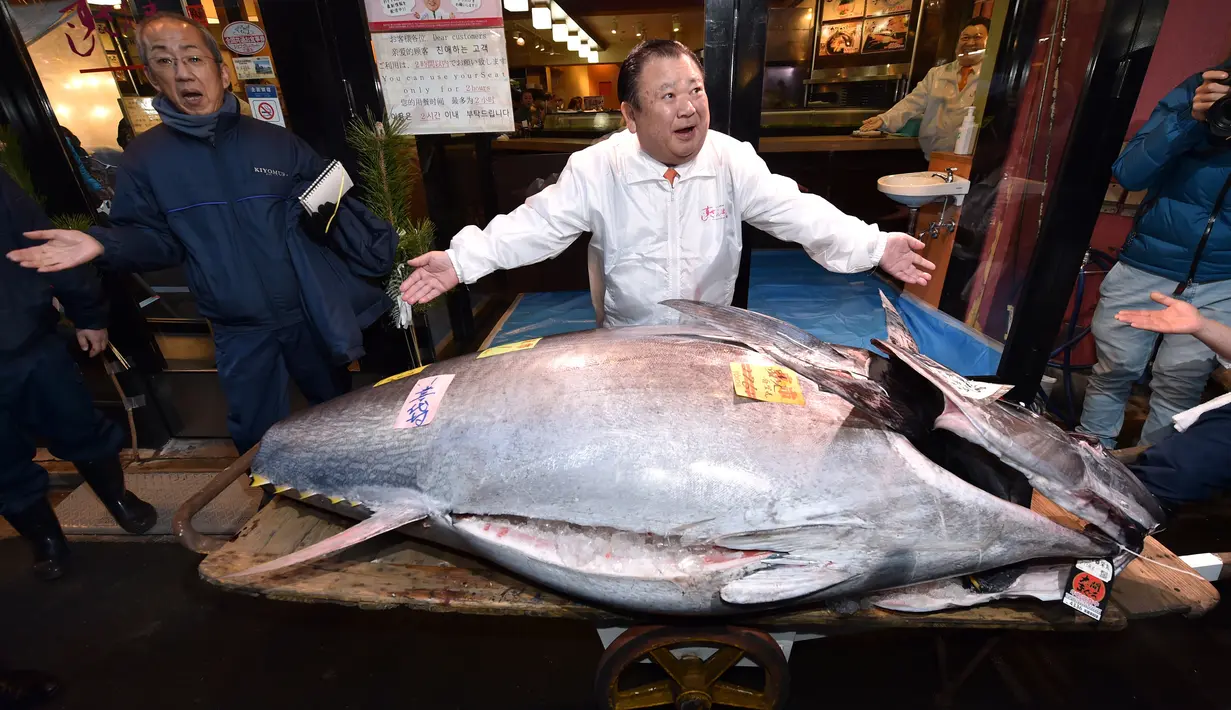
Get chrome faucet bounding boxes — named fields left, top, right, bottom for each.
left=930, top=166, right=957, bottom=183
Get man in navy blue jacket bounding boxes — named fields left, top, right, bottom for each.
left=1, top=167, right=157, bottom=581
left=8, top=13, right=396, bottom=454
left=1077, top=61, right=1231, bottom=449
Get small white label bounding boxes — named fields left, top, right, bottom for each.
left=1076, top=559, right=1114, bottom=583
left=1062, top=591, right=1103, bottom=620
left=917, top=353, right=1014, bottom=401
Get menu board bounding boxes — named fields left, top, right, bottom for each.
left=365, top=0, right=503, bottom=32
left=372, top=29, right=514, bottom=135
left=818, top=21, right=862, bottom=55
left=862, top=14, right=909, bottom=53
left=821, top=0, right=865, bottom=21
left=118, top=96, right=161, bottom=136
left=817, top=0, right=911, bottom=58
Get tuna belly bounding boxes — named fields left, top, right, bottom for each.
left=451, top=515, right=772, bottom=615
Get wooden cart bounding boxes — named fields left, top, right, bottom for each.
left=175, top=452, right=1220, bottom=710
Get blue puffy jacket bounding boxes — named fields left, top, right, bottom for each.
left=1115, top=60, right=1231, bottom=284
left=1, top=168, right=107, bottom=357
left=92, top=112, right=396, bottom=363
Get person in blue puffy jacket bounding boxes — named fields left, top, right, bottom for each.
left=1077, top=60, right=1231, bottom=449
left=6, top=13, right=396, bottom=455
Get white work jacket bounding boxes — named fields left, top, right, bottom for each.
left=446, top=129, right=889, bottom=327
left=878, top=60, right=981, bottom=158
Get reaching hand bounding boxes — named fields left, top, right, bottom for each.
left=76, top=328, right=109, bottom=358
left=879, top=234, right=935, bottom=286
left=7, top=230, right=103, bottom=272
left=1193, top=70, right=1230, bottom=123
left=399, top=251, right=460, bottom=305
left=1115, top=292, right=1203, bottom=335
left=860, top=116, right=885, bottom=132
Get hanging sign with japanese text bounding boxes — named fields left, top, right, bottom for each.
left=222, top=21, right=267, bottom=55
left=365, top=0, right=503, bottom=32
left=371, top=29, right=514, bottom=135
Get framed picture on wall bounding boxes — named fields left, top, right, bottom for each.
left=865, top=0, right=911, bottom=17
left=821, top=0, right=866, bottom=22
left=818, top=21, right=863, bottom=55
left=862, top=13, right=909, bottom=53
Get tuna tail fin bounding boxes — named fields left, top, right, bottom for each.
left=223, top=504, right=429, bottom=580
left=661, top=298, right=925, bottom=438
left=879, top=291, right=920, bottom=354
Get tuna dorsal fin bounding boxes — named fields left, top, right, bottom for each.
left=223, top=504, right=428, bottom=580
left=720, top=563, right=853, bottom=605
left=660, top=299, right=866, bottom=375
left=879, top=291, right=920, bottom=354
left=661, top=299, right=923, bottom=437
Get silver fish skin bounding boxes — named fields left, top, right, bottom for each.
left=246, top=323, right=1115, bottom=615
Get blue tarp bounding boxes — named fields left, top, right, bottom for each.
left=486, top=250, right=1002, bottom=376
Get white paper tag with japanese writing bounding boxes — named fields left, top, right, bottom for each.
left=916, top=353, right=1014, bottom=401
left=394, top=375, right=455, bottom=428
left=1076, top=559, right=1114, bottom=583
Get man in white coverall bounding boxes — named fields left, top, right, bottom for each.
left=400, top=39, right=935, bottom=325
left=860, top=18, right=990, bottom=159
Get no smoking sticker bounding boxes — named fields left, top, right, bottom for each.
left=245, top=85, right=286, bottom=127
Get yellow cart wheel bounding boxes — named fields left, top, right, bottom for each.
left=594, top=625, right=788, bottom=710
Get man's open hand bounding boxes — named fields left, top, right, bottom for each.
left=1115, top=292, right=1203, bottom=335
left=7, top=230, right=103, bottom=272
left=399, top=251, right=460, bottom=305
left=879, top=234, right=935, bottom=286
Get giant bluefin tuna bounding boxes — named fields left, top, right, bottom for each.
left=227, top=297, right=1163, bottom=615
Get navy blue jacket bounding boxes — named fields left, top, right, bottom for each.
left=93, top=112, right=396, bottom=363
left=1, top=168, right=107, bottom=357
left=1115, top=60, right=1231, bottom=283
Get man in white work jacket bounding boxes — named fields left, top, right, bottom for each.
left=861, top=18, right=990, bottom=159
left=401, top=39, right=935, bottom=326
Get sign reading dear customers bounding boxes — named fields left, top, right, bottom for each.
left=366, top=0, right=513, bottom=134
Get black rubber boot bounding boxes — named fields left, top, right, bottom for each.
left=73, top=457, right=157, bottom=534
left=0, top=669, right=60, bottom=708
left=2, top=499, right=70, bottom=581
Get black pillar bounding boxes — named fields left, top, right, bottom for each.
left=997, top=0, right=1168, bottom=402
left=705, top=0, right=768, bottom=308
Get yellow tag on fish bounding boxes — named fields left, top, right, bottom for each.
left=273, top=485, right=292, bottom=494
left=477, top=338, right=541, bottom=359
left=730, top=363, right=806, bottom=406
left=328, top=496, right=344, bottom=504
left=249, top=474, right=270, bottom=487
left=374, top=365, right=428, bottom=388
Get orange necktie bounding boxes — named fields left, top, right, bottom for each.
left=958, top=66, right=974, bottom=91
left=664, top=168, right=679, bottom=186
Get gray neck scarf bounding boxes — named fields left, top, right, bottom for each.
left=153, top=92, right=239, bottom=141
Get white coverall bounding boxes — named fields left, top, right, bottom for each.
left=446, top=129, right=891, bottom=327
left=875, top=60, right=981, bottom=158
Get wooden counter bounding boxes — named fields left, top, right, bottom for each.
left=490, top=135, right=920, bottom=154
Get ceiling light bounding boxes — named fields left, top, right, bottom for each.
left=515, top=32, right=525, bottom=46
left=503, top=0, right=529, bottom=12
left=672, top=14, right=680, bottom=33
left=566, top=18, right=578, bottom=31
left=567, top=32, right=581, bottom=51
left=588, top=53, right=598, bottom=63
left=531, top=1, right=551, bottom=29
left=550, top=1, right=565, bottom=20
left=552, top=23, right=568, bottom=41
left=611, top=19, right=617, bottom=35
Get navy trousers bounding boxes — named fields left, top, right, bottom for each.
left=0, top=336, right=124, bottom=516
left=1131, top=402, right=1231, bottom=508
left=213, top=321, right=351, bottom=454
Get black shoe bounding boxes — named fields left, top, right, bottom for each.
left=0, top=669, right=59, bottom=708
left=2, top=499, right=69, bottom=581
left=72, top=457, right=157, bottom=535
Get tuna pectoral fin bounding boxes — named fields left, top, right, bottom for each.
left=720, top=564, right=853, bottom=605
left=224, top=505, right=428, bottom=580
left=879, top=291, right=920, bottom=354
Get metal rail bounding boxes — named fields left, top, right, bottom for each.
left=172, top=445, right=259, bottom=554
